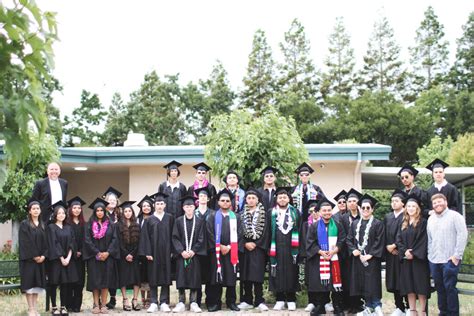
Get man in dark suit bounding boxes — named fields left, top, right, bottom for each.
left=31, top=162, right=68, bottom=223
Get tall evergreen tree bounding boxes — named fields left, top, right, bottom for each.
left=410, top=6, right=450, bottom=92
left=358, top=15, right=407, bottom=98
left=101, top=93, right=130, bottom=146
left=449, top=12, right=474, bottom=92
left=240, top=29, right=276, bottom=114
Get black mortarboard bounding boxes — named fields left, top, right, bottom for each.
left=180, top=195, right=196, bottom=206
left=346, top=188, right=363, bottom=200
left=27, top=198, right=40, bottom=210
left=305, top=199, right=319, bottom=212
left=275, top=187, right=293, bottom=197
left=150, top=192, right=168, bottom=202
left=216, top=188, right=234, bottom=201
left=118, top=201, right=136, bottom=209
left=245, top=187, right=261, bottom=200
left=50, top=200, right=68, bottom=212
left=88, top=197, right=109, bottom=210
left=397, top=164, right=419, bottom=177
left=391, top=189, right=408, bottom=200
left=317, top=197, right=335, bottom=210
left=426, top=158, right=449, bottom=171
left=295, top=162, right=314, bottom=174
left=358, top=194, right=378, bottom=208
left=260, top=166, right=279, bottom=175
left=403, top=193, right=422, bottom=206
left=67, top=196, right=86, bottom=207
left=194, top=186, right=211, bottom=196
left=138, top=195, right=154, bottom=208
left=224, top=170, right=240, bottom=182
left=102, top=186, right=122, bottom=199
left=333, top=190, right=348, bottom=202
left=193, top=162, right=211, bottom=171
left=163, top=160, right=182, bottom=170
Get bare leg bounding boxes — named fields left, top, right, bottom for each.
left=407, top=293, right=417, bottom=312
left=121, top=287, right=127, bottom=300
left=133, top=285, right=140, bottom=300
left=100, top=288, right=108, bottom=307
left=93, top=290, right=100, bottom=307
left=418, top=294, right=427, bottom=315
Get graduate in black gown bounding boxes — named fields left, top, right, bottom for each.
left=332, top=190, right=348, bottom=224
left=398, top=164, right=430, bottom=218
left=83, top=198, right=120, bottom=314
left=136, top=195, right=153, bottom=309
left=158, top=160, right=188, bottom=218
left=47, top=201, right=79, bottom=315
left=306, top=198, right=346, bottom=316
left=346, top=194, right=385, bottom=316
left=65, top=196, right=87, bottom=313
left=223, top=170, right=246, bottom=213
left=19, top=200, right=48, bottom=316
left=426, top=158, right=461, bottom=213
left=237, top=188, right=271, bottom=312
left=384, top=189, right=409, bottom=315
left=188, top=162, right=217, bottom=208
left=117, top=201, right=141, bottom=311
left=396, top=195, right=431, bottom=316
left=269, top=187, right=301, bottom=311
left=172, top=196, right=206, bottom=313
left=206, top=189, right=243, bottom=312
left=193, top=186, right=214, bottom=307
left=257, top=166, right=279, bottom=212
left=138, top=192, right=174, bottom=313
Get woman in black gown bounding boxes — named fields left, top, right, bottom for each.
left=19, top=200, right=48, bottom=316
left=136, top=195, right=153, bottom=309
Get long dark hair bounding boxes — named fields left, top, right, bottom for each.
left=27, top=201, right=44, bottom=229
left=50, top=205, right=68, bottom=224
left=119, top=206, right=140, bottom=245
left=67, top=202, right=85, bottom=226
left=88, top=202, right=109, bottom=223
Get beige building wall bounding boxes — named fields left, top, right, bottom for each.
left=0, top=220, right=12, bottom=249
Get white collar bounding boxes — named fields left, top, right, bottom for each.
left=167, top=180, right=180, bottom=189
left=434, top=179, right=448, bottom=190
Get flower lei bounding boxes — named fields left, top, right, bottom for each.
left=355, top=215, right=374, bottom=251
left=242, top=203, right=266, bottom=240
left=183, top=215, right=196, bottom=268
left=92, top=219, right=109, bottom=239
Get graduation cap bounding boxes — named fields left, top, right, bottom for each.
left=317, top=197, right=335, bottom=211
left=358, top=194, right=378, bottom=208
left=150, top=192, right=168, bottom=202
left=403, top=194, right=422, bottom=206
left=397, top=164, right=419, bottom=177
left=118, top=201, right=136, bottom=209
left=194, top=186, right=210, bottom=196
left=260, top=166, right=279, bottom=175
left=163, top=160, right=182, bottom=170
left=295, top=162, right=314, bottom=174
left=180, top=195, right=196, bottom=206
left=193, top=162, right=211, bottom=172
left=304, top=199, right=319, bottom=212
left=102, top=186, right=122, bottom=199
left=224, top=170, right=240, bottom=182
left=137, top=195, right=154, bottom=208
left=426, top=158, right=449, bottom=171
left=67, top=196, right=86, bottom=207
left=275, top=187, right=293, bottom=197
left=50, top=200, right=68, bottom=212
left=88, top=197, right=109, bottom=210
left=346, top=188, right=363, bottom=201
left=216, top=188, right=234, bottom=201
left=245, top=187, right=261, bottom=200
left=333, top=190, right=348, bottom=202
left=391, top=189, right=408, bottom=200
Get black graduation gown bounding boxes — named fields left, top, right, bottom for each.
left=339, top=211, right=359, bottom=292
left=239, top=208, right=270, bottom=283
left=396, top=219, right=430, bottom=296
left=137, top=215, right=150, bottom=283
left=83, top=220, right=120, bottom=291
left=404, top=186, right=430, bottom=218
left=46, top=224, right=79, bottom=285
left=18, top=220, right=48, bottom=291
left=188, top=183, right=217, bottom=208
left=159, top=181, right=188, bottom=218
left=172, top=216, right=206, bottom=289
left=268, top=210, right=301, bottom=293
left=427, top=182, right=461, bottom=213
left=206, top=210, right=243, bottom=287
left=384, top=211, right=404, bottom=293
left=118, top=225, right=141, bottom=288
left=306, top=220, right=346, bottom=292
left=346, top=218, right=385, bottom=298
left=257, top=187, right=276, bottom=212
left=292, top=184, right=326, bottom=223
left=195, top=208, right=213, bottom=284
left=70, top=222, right=85, bottom=287
left=138, top=213, right=174, bottom=287
left=332, top=210, right=346, bottom=225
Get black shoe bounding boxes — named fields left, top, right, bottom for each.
left=105, top=296, right=116, bottom=309
left=228, top=303, right=240, bottom=311
left=310, top=305, right=325, bottom=316
left=207, top=305, right=221, bottom=312
left=72, top=308, right=80, bottom=313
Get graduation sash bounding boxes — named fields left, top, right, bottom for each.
left=215, top=210, right=238, bottom=283
left=318, top=218, right=342, bottom=290
left=292, top=182, right=319, bottom=215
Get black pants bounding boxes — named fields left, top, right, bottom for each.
left=207, top=285, right=236, bottom=306
left=178, top=288, right=198, bottom=304
left=108, top=288, right=117, bottom=298
left=312, top=291, right=344, bottom=314
left=348, top=294, right=364, bottom=310
left=276, top=292, right=296, bottom=302
left=150, top=285, right=170, bottom=304
left=65, top=282, right=83, bottom=310
left=394, top=291, right=409, bottom=311
left=196, top=284, right=210, bottom=307
left=242, top=281, right=264, bottom=306
left=50, top=284, right=67, bottom=308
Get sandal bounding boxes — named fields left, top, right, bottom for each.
left=91, top=305, right=100, bottom=314
left=60, top=306, right=68, bottom=315
left=123, top=298, right=132, bottom=311
left=100, top=305, right=109, bottom=314
left=132, top=298, right=141, bottom=311
left=51, top=307, right=60, bottom=315
left=144, top=298, right=151, bottom=309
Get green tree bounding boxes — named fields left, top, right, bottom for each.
left=410, top=6, right=450, bottom=92
left=413, top=86, right=447, bottom=133
left=358, top=15, right=407, bottom=98
left=101, top=93, right=130, bottom=146
left=240, top=29, right=276, bottom=114
left=0, top=1, right=58, bottom=166
left=417, top=135, right=454, bottom=167
left=204, top=106, right=309, bottom=188
left=448, top=133, right=474, bottom=167
left=63, top=90, right=107, bottom=146
left=449, top=12, right=474, bottom=92
left=442, top=90, right=474, bottom=139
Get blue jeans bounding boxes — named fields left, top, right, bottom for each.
left=364, top=296, right=381, bottom=309
left=429, top=261, right=460, bottom=316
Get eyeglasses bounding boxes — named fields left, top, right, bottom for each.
left=219, top=200, right=231, bottom=203
left=400, top=175, right=410, bottom=180
left=361, top=206, right=372, bottom=211
left=338, top=201, right=346, bottom=205
left=264, top=174, right=274, bottom=178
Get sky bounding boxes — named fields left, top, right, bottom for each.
left=36, top=0, right=473, bottom=117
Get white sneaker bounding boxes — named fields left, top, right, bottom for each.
left=190, top=302, right=202, bottom=313
left=287, top=302, right=296, bottom=311
left=237, top=302, right=253, bottom=310
left=273, top=301, right=285, bottom=310
left=357, top=308, right=373, bottom=316
left=305, top=303, right=315, bottom=312
left=391, top=308, right=406, bottom=316
left=374, top=306, right=384, bottom=316
left=160, top=303, right=171, bottom=313
left=147, top=303, right=159, bottom=313
left=257, top=303, right=269, bottom=311
left=172, top=302, right=185, bottom=313
left=325, top=302, right=334, bottom=312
